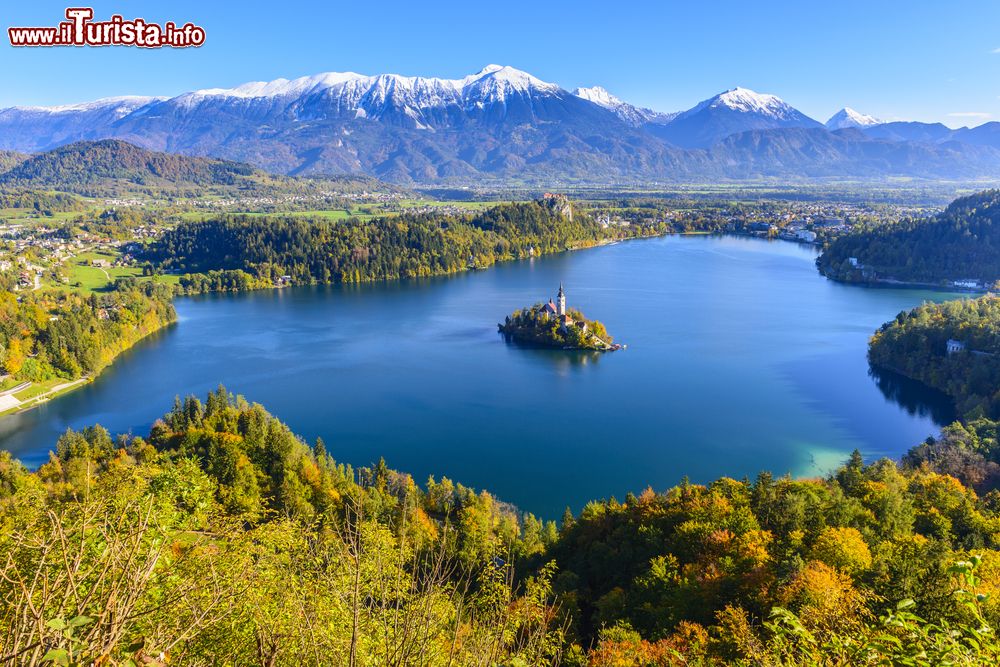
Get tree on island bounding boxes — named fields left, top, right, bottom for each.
left=499, top=284, right=618, bottom=351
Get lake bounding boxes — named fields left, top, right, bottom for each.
left=0, top=235, right=958, bottom=517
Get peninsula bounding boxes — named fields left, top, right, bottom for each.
left=499, top=284, right=620, bottom=351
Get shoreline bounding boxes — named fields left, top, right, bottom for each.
left=0, top=377, right=91, bottom=417
left=9, top=230, right=949, bottom=421
left=0, top=315, right=176, bottom=420
left=0, top=232, right=654, bottom=420
left=820, top=272, right=989, bottom=294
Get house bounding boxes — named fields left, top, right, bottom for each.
left=564, top=314, right=586, bottom=332
left=815, top=217, right=845, bottom=228
left=947, top=339, right=966, bottom=355
left=92, top=259, right=109, bottom=268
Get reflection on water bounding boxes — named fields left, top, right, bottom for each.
left=499, top=334, right=604, bottom=372
left=868, top=364, right=956, bottom=426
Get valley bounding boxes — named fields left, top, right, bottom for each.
left=8, top=3, right=1000, bottom=664
left=1, top=107, right=999, bottom=667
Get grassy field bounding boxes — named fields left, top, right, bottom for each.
left=13, top=378, right=68, bottom=402
left=0, top=376, right=91, bottom=417
left=52, top=250, right=180, bottom=294
left=0, top=209, right=83, bottom=225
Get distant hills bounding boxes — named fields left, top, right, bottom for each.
left=647, top=87, right=823, bottom=149
left=0, top=140, right=402, bottom=198
left=818, top=189, right=1000, bottom=285
left=2, top=65, right=1000, bottom=185
left=0, top=151, right=27, bottom=174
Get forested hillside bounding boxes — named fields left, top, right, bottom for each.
left=0, top=190, right=86, bottom=212
left=0, top=282, right=175, bottom=384
left=146, top=199, right=651, bottom=292
left=869, top=295, right=1000, bottom=420
left=0, top=140, right=403, bottom=199
left=818, top=189, right=1000, bottom=286
left=2, top=388, right=1000, bottom=665
left=0, top=150, right=27, bottom=174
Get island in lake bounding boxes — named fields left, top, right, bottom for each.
left=499, top=284, right=621, bottom=351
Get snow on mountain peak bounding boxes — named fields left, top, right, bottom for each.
left=8, top=96, right=163, bottom=116
left=571, top=86, right=678, bottom=126
left=825, top=107, right=881, bottom=130
left=464, top=65, right=559, bottom=99
left=180, top=72, right=364, bottom=105
left=572, top=86, right=623, bottom=108
left=170, top=65, right=559, bottom=111
left=706, top=87, right=795, bottom=116
left=474, top=64, right=505, bottom=76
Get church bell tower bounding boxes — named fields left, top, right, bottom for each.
left=557, top=283, right=566, bottom=316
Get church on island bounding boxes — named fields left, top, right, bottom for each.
left=538, top=283, right=586, bottom=332
left=498, top=283, right=620, bottom=351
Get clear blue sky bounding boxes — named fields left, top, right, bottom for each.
left=2, top=0, right=999, bottom=127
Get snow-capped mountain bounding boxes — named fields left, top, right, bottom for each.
left=826, top=107, right=881, bottom=130
left=100, top=65, right=656, bottom=179
left=9, top=96, right=161, bottom=116
left=687, top=87, right=804, bottom=119
left=161, top=65, right=566, bottom=127
left=2, top=66, right=1000, bottom=183
left=0, top=96, right=163, bottom=152
left=572, top=85, right=621, bottom=108
left=650, top=87, right=822, bottom=148
left=572, top=86, right=677, bottom=126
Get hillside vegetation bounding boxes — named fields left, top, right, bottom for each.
left=2, top=388, right=1000, bottom=665
left=0, top=150, right=27, bottom=174
left=869, top=295, right=1000, bottom=419
left=145, top=198, right=653, bottom=292
left=0, top=282, right=175, bottom=384
left=819, top=190, right=1000, bottom=286
left=0, top=140, right=403, bottom=199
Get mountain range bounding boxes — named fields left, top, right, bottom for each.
left=1, top=65, right=999, bottom=185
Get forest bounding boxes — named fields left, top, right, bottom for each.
left=146, top=199, right=653, bottom=292
left=818, top=189, right=1000, bottom=286
left=869, top=295, right=1000, bottom=419
left=0, top=191, right=86, bottom=214
left=0, top=140, right=403, bottom=200
left=0, top=282, right=175, bottom=383
left=1, top=386, right=1000, bottom=665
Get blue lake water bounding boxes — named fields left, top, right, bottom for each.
left=0, top=235, right=957, bottom=517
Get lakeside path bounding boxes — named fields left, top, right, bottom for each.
left=0, top=377, right=90, bottom=416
